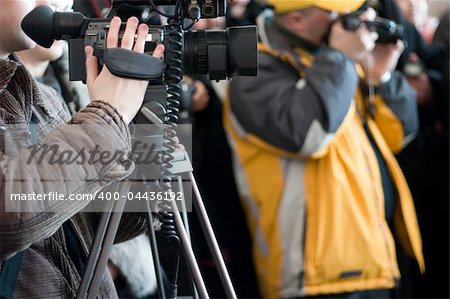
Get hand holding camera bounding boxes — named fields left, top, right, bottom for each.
left=339, top=0, right=404, bottom=46
left=191, top=80, right=210, bottom=112
left=359, top=40, right=404, bottom=84
left=181, top=76, right=210, bottom=113
left=329, top=6, right=405, bottom=84
left=329, top=8, right=378, bottom=62
left=85, top=16, right=165, bottom=124
left=404, top=53, right=433, bottom=106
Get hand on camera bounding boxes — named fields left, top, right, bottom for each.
left=182, top=76, right=210, bottom=113
left=404, top=53, right=433, bottom=106
left=192, top=81, right=210, bottom=112
left=329, top=8, right=378, bottom=62
left=360, top=39, right=404, bottom=84
left=85, top=16, right=165, bottom=124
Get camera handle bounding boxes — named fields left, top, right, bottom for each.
left=93, top=47, right=166, bottom=80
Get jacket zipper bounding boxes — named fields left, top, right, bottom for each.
left=354, top=108, right=397, bottom=283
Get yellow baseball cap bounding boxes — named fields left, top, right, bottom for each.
left=267, top=0, right=366, bottom=14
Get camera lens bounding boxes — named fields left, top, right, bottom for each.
left=375, top=19, right=403, bottom=44
left=183, top=26, right=258, bottom=80
left=202, top=4, right=216, bottom=17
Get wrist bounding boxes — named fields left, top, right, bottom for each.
left=379, top=71, right=392, bottom=84
left=367, top=70, right=392, bottom=86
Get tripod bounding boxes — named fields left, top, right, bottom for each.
left=74, top=5, right=238, bottom=297
left=75, top=127, right=237, bottom=299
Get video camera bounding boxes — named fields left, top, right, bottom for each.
left=341, top=8, right=404, bottom=44
left=340, top=2, right=403, bottom=45
left=21, top=0, right=258, bottom=82
left=342, top=13, right=404, bottom=44
left=22, top=0, right=257, bottom=124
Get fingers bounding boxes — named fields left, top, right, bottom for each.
left=364, top=33, right=377, bottom=53
left=395, top=39, right=405, bottom=53
left=107, top=17, right=121, bottom=48
left=409, top=52, right=420, bottom=62
left=152, top=44, right=165, bottom=58
left=192, top=81, right=210, bottom=112
left=85, top=46, right=99, bottom=87
left=133, top=23, right=149, bottom=52
left=121, top=17, right=139, bottom=49
left=369, top=31, right=379, bottom=43
left=359, top=8, right=378, bottom=50
left=378, top=40, right=404, bottom=55
left=107, top=17, right=155, bottom=53
left=360, top=7, right=377, bottom=22
left=358, top=24, right=377, bottom=54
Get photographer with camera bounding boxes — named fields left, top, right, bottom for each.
left=224, top=0, right=424, bottom=298
left=0, top=0, right=164, bottom=298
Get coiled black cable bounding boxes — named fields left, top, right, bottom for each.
left=158, top=4, right=182, bottom=242
left=149, top=1, right=184, bottom=297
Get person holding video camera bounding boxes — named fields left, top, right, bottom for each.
left=0, top=1, right=164, bottom=298
left=224, top=1, right=424, bottom=298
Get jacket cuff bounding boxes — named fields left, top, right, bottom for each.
left=68, top=100, right=134, bottom=179
left=69, top=100, right=130, bottom=148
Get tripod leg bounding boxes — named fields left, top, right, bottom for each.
left=77, top=184, right=118, bottom=299
left=170, top=200, right=210, bottom=299
left=145, top=202, right=167, bottom=299
left=177, top=176, right=199, bottom=299
left=86, top=181, right=131, bottom=299
left=189, top=172, right=237, bottom=299
left=177, top=176, right=191, bottom=241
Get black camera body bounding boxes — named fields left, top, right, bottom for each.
left=342, top=14, right=404, bottom=45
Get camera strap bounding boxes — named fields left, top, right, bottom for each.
left=95, top=48, right=166, bottom=80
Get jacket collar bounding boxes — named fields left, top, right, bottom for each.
left=0, top=54, right=20, bottom=94
left=273, top=19, right=321, bottom=54
left=0, top=53, right=46, bottom=109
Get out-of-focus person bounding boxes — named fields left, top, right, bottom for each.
left=224, top=0, right=424, bottom=298
left=376, top=2, right=448, bottom=298
left=394, top=0, right=439, bottom=43
left=19, top=41, right=90, bottom=114
left=18, top=0, right=89, bottom=114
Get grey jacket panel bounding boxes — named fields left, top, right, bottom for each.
left=230, top=47, right=358, bottom=154
left=305, top=50, right=359, bottom=133
left=379, top=71, right=419, bottom=139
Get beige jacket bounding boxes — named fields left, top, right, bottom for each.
left=0, top=54, right=146, bottom=298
